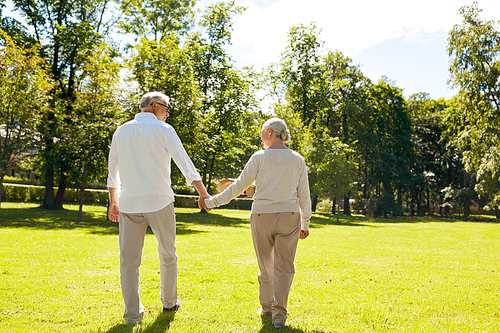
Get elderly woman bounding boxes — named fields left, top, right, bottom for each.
left=203, top=118, right=311, bottom=329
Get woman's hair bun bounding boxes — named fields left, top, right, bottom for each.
left=262, top=118, right=291, bottom=143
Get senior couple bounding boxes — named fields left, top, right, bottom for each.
left=107, top=91, right=312, bottom=329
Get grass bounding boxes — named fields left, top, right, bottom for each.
left=1, top=203, right=500, bottom=332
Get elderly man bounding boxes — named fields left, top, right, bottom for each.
left=107, top=91, right=209, bottom=325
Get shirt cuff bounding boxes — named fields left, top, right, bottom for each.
left=301, top=219, right=310, bottom=231
left=186, top=173, right=202, bottom=186
left=205, top=198, right=216, bottom=209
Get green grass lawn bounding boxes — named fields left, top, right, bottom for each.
left=1, top=202, right=500, bottom=332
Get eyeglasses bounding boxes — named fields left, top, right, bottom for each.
left=151, top=101, right=169, bottom=109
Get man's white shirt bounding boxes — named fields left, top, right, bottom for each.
left=107, top=112, right=201, bottom=213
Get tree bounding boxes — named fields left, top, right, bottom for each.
left=271, top=22, right=324, bottom=127
left=9, top=0, right=116, bottom=209
left=70, top=45, right=122, bottom=222
left=321, top=50, right=372, bottom=215
left=187, top=1, right=259, bottom=194
left=365, top=79, right=412, bottom=217
left=302, top=124, right=356, bottom=218
left=448, top=1, right=500, bottom=213
left=118, top=0, right=196, bottom=43
left=0, top=30, right=52, bottom=207
left=406, top=93, right=449, bottom=215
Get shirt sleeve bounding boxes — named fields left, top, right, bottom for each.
left=205, top=154, right=259, bottom=209
left=297, top=160, right=312, bottom=231
left=107, top=131, right=121, bottom=190
left=164, top=127, right=201, bottom=186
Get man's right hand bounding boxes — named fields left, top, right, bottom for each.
left=109, top=202, right=120, bottom=222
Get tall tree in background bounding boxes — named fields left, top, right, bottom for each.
left=321, top=50, right=372, bottom=215
left=448, top=1, right=500, bottom=215
left=9, top=0, right=116, bottom=208
left=0, top=30, right=52, bottom=208
left=70, top=46, right=122, bottom=222
left=366, top=79, right=412, bottom=217
left=406, top=93, right=449, bottom=215
left=274, top=22, right=324, bottom=127
left=188, top=1, right=259, bottom=193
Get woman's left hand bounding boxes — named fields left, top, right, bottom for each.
left=299, top=230, right=309, bottom=239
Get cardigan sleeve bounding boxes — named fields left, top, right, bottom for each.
left=297, top=160, right=312, bottom=231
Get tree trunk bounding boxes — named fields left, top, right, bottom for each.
left=55, top=176, right=67, bottom=209
left=331, top=197, right=336, bottom=215
left=0, top=173, right=4, bottom=209
left=311, top=194, right=318, bottom=212
left=43, top=168, right=55, bottom=209
left=495, top=206, right=499, bottom=223
left=343, top=195, right=351, bottom=216
left=77, top=172, right=87, bottom=224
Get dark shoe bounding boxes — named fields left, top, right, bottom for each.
left=163, top=304, right=180, bottom=313
left=273, top=322, right=285, bottom=329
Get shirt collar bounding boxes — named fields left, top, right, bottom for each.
left=135, top=112, right=158, bottom=120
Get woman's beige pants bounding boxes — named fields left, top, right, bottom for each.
left=119, top=203, right=179, bottom=325
left=250, top=212, right=301, bottom=325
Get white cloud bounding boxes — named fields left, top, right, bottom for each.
left=227, top=0, right=500, bottom=69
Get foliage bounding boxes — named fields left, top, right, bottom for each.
left=406, top=93, right=450, bottom=215
left=302, top=124, right=357, bottom=209
left=70, top=45, right=123, bottom=221
left=187, top=1, right=260, bottom=193
left=448, top=1, right=500, bottom=209
left=0, top=30, right=52, bottom=207
left=364, top=79, right=412, bottom=217
left=117, top=0, right=196, bottom=43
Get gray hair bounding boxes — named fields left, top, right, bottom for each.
left=139, top=92, right=170, bottom=111
left=262, top=118, right=291, bottom=143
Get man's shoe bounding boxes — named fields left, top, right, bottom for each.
left=163, top=304, right=180, bottom=313
left=273, top=322, right=285, bottom=329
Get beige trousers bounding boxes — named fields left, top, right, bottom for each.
left=250, top=212, right=301, bottom=324
left=119, top=203, right=179, bottom=324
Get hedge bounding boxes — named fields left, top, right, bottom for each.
left=1, top=183, right=253, bottom=210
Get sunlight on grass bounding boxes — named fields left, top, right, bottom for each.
left=1, top=203, right=500, bottom=332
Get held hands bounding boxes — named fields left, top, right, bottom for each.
left=198, top=194, right=213, bottom=212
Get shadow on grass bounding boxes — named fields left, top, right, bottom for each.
left=311, top=213, right=375, bottom=228
left=105, top=312, right=176, bottom=333
left=309, top=212, right=475, bottom=228
left=0, top=206, right=249, bottom=235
